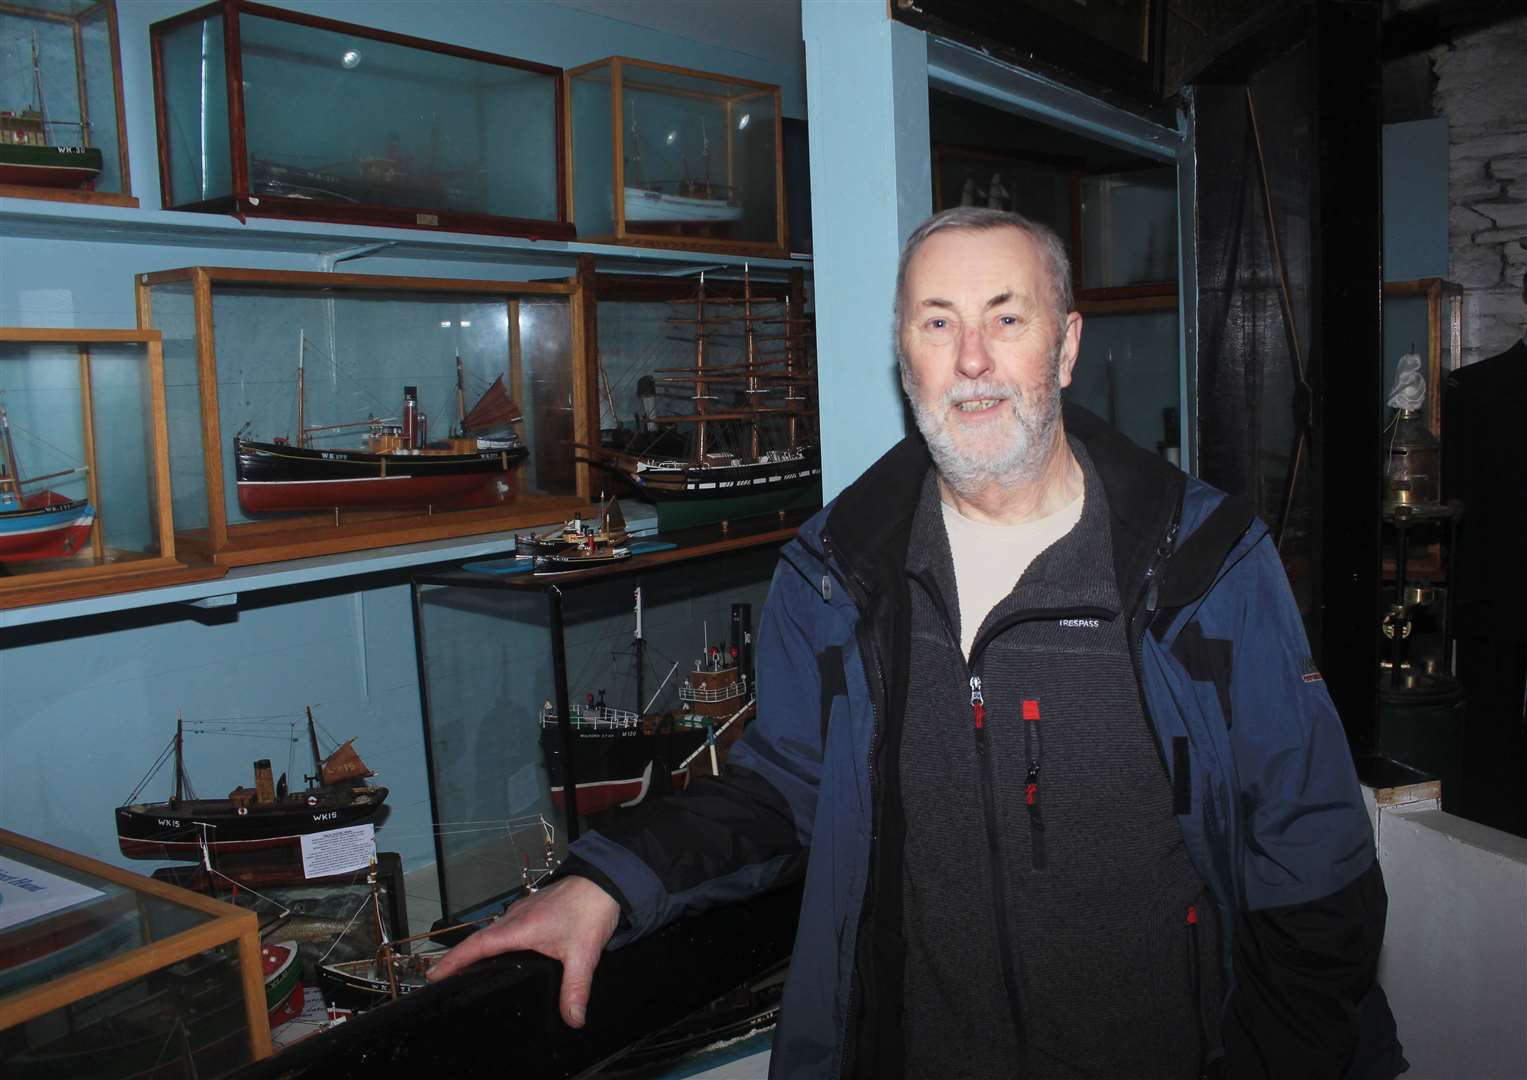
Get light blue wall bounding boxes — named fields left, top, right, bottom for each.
left=1383, top=118, right=1448, bottom=283
left=0, top=0, right=805, bottom=876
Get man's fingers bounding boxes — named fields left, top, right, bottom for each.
left=558, top=942, right=600, bottom=1028
left=428, top=919, right=514, bottom=982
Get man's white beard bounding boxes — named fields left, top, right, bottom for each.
left=905, top=361, right=1063, bottom=498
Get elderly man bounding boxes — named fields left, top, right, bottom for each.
left=433, top=208, right=1402, bottom=1079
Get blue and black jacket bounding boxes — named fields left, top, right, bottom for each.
left=570, top=404, right=1403, bottom=1079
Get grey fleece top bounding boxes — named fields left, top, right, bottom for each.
left=898, top=441, right=1222, bottom=1079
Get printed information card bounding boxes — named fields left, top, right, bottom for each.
left=0, top=858, right=106, bottom=932
left=299, top=824, right=376, bottom=879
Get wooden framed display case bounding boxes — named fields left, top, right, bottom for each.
left=0, top=327, right=223, bottom=609
left=566, top=57, right=785, bottom=256
left=0, top=0, right=134, bottom=206
left=577, top=263, right=821, bottom=533
left=134, top=267, right=594, bottom=567
left=149, top=0, right=572, bottom=239
left=1075, top=164, right=1178, bottom=301
left=0, top=826, right=271, bottom=1075
left=1383, top=277, right=1461, bottom=439
left=410, top=513, right=800, bottom=928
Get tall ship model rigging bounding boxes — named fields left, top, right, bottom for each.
left=0, top=31, right=103, bottom=188
left=234, top=333, right=528, bottom=514
left=115, top=708, right=389, bottom=860
left=581, top=269, right=820, bottom=511
left=0, top=399, right=94, bottom=563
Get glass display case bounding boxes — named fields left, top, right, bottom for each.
left=134, top=266, right=592, bottom=567
left=0, top=328, right=221, bottom=609
left=1064, top=297, right=1183, bottom=460
left=149, top=0, right=571, bottom=238
left=0, top=826, right=269, bottom=1077
left=1383, top=277, right=1462, bottom=439
left=580, top=268, right=821, bottom=532
left=411, top=518, right=796, bottom=926
left=567, top=57, right=785, bottom=256
left=1077, top=165, right=1178, bottom=295
left=0, top=0, right=133, bottom=205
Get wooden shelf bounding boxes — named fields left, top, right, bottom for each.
left=0, top=196, right=810, bottom=275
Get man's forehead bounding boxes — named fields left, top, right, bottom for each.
left=904, top=227, right=1045, bottom=290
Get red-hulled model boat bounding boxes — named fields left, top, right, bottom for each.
left=0, top=402, right=93, bottom=563
left=235, top=353, right=528, bottom=514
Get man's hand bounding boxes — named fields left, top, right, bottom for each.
left=426, top=875, right=622, bottom=1028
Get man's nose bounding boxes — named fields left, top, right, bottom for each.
left=955, top=323, right=994, bottom=379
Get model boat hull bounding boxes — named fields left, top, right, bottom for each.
left=114, top=789, right=388, bottom=860
left=623, top=185, right=742, bottom=224
left=627, top=449, right=822, bottom=501
left=234, top=438, right=525, bottom=513
left=540, top=723, right=706, bottom=815
left=317, top=954, right=435, bottom=1012
left=0, top=144, right=103, bottom=188
left=0, top=491, right=94, bottom=561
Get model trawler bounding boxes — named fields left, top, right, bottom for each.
left=233, top=336, right=528, bottom=514
left=115, top=708, right=389, bottom=860
left=0, top=32, right=103, bottom=189
left=623, top=110, right=742, bottom=225
left=540, top=591, right=755, bottom=813
left=578, top=269, right=821, bottom=506
left=0, top=400, right=94, bottom=563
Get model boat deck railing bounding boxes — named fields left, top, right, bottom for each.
left=538, top=703, right=641, bottom=729
left=679, top=681, right=746, bottom=704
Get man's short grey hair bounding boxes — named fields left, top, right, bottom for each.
left=893, top=207, right=1075, bottom=352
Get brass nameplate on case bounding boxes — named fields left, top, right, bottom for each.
left=417, top=213, right=440, bottom=226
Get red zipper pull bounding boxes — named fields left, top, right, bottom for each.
left=1023, top=700, right=1041, bottom=807
left=1186, top=904, right=1199, bottom=925
left=970, top=676, right=985, bottom=730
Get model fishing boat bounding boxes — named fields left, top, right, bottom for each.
left=540, top=591, right=757, bottom=814
left=263, top=939, right=304, bottom=1027
left=234, top=342, right=528, bottom=514
left=115, top=708, right=389, bottom=860
left=515, top=494, right=629, bottom=558
left=0, top=34, right=103, bottom=189
left=578, top=269, right=820, bottom=515
left=0, top=400, right=94, bottom=563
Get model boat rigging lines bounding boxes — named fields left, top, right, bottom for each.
left=115, top=707, right=389, bottom=860
left=234, top=332, right=529, bottom=513
left=578, top=268, right=821, bottom=503
left=0, top=398, right=94, bottom=563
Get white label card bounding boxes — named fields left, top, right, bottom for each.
left=0, top=858, right=106, bottom=931
left=299, top=824, right=376, bottom=879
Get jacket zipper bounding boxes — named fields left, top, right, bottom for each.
left=822, top=531, right=885, bottom=1080
left=1128, top=512, right=1181, bottom=779
left=1187, top=903, right=1208, bottom=1078
left=1022, top=699, right=1046, bottom=870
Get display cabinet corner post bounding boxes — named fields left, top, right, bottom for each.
left=562, top=70, right=576, bottom=225
left=146, top=335, right=178, bottom=562
left=569, top=266, right=595, bottom=500
left=191, top=267, right=231, bottom=552
left=611, top=59, right=627, bottom=239
left=101, top=0, right=133, bottom=196
left=221, top=0, right=250, bottom=201
left=149, top=12, right=172, bottom=209
left=74, top=343, right=106, bottom=561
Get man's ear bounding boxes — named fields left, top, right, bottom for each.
left=1057, top=311, right=1083, bottom=389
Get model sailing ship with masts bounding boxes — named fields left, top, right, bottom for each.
left=623, top=111, right=742, bottom=226
left=234, top=333, right=528, bottom=513
left=0, top=399, right=94, bottom=563
left=115, top=708, right=389, bottom=859
left=0, top=31, right=103, bottom=189
left=580, top=269, right=820, bottom=510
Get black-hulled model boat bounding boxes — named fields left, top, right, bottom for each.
left=540, top=592, right=759, bottom=814
left=115, top=709, right=388, bottom=860
left=235, top=348, right=527, bottom=514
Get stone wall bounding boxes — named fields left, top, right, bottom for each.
left=1432, top=13, right=1527, bottom=365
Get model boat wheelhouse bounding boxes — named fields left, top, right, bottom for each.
left=0, top=401, right=94, bottom=563
left=0, top=35, right=103, bottom=189
left=234, top=344, right=529, bottom=514
left=115, top=708, right=388, bottom=860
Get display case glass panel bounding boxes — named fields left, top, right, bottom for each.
left=568, top=57, right=784, bottom=255
left=1079, top=165, right=1177, bottom=293
left=136, top=268, right=591, bottom=567
left=0, top=0, right=134, bottom=205
left=150, top=0, right=570, bottom=238
left=0, top=329, right=208, bottom=609
left=1382, top=278, right=1461, bottom=438
left=1065, top=301, right=1183, bottom=460
left=412, top=529, right=788, bottom=924
left=0, top=827, right=268, bottom=1075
